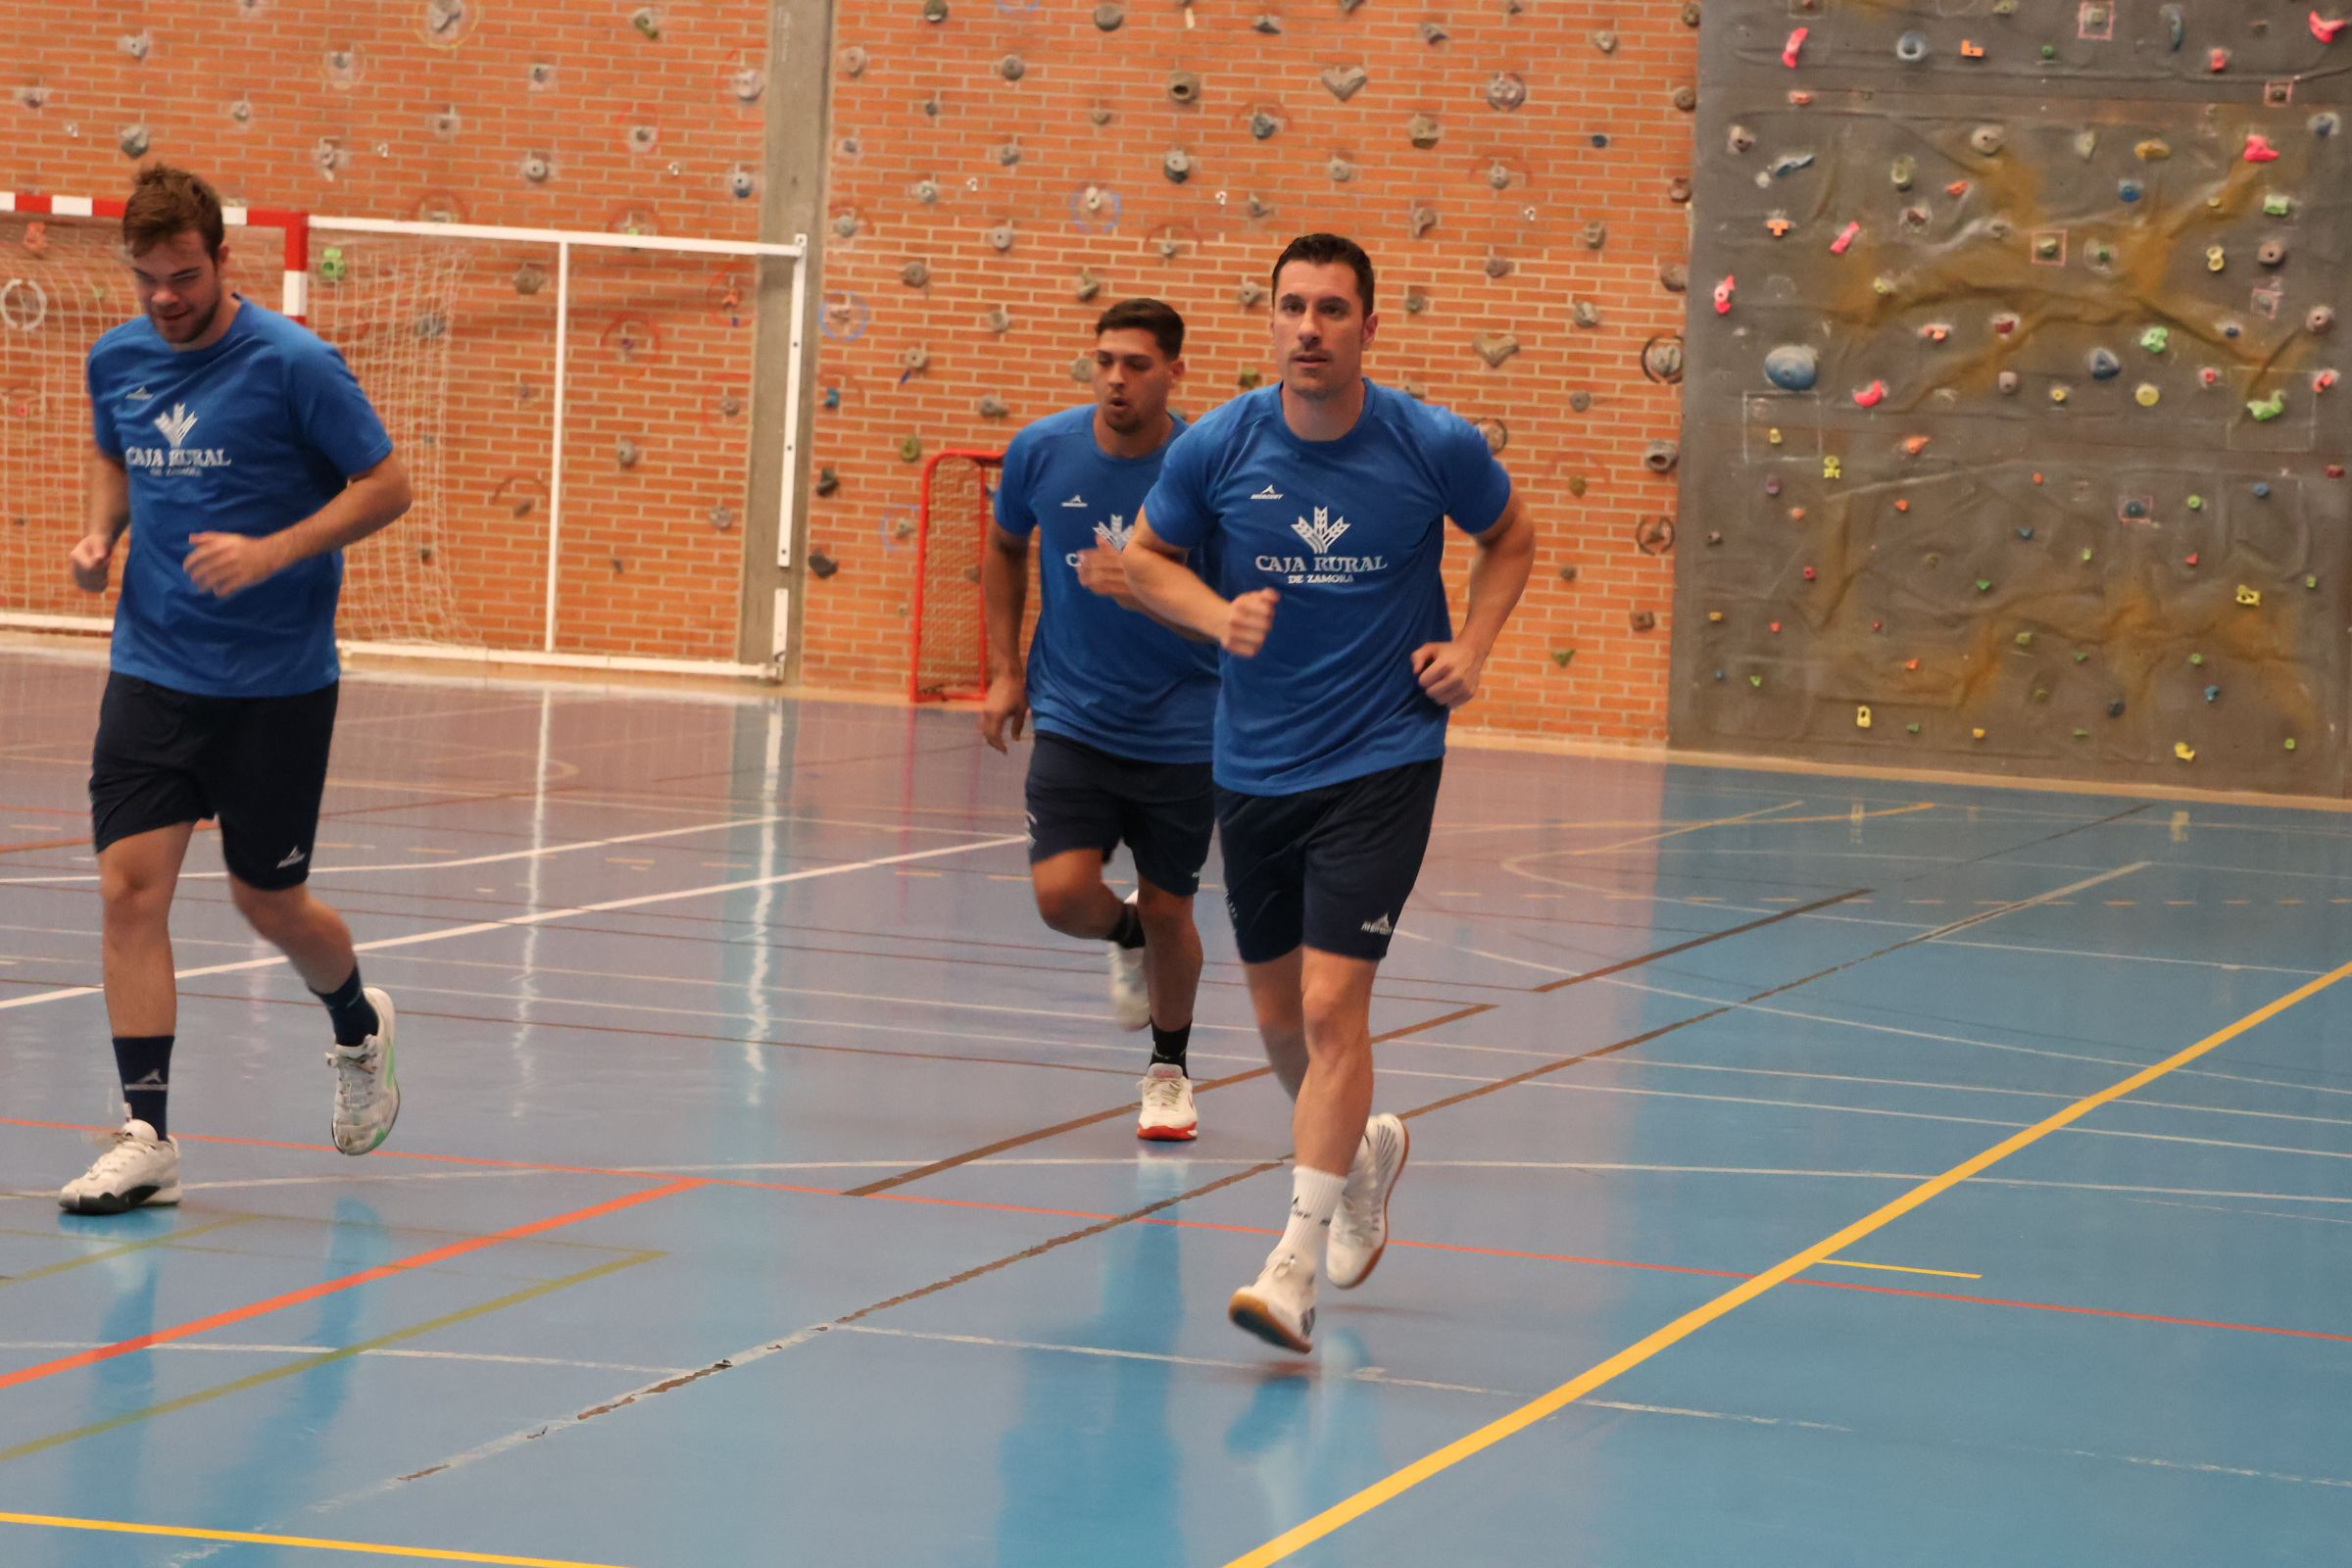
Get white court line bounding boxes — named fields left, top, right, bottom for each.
left=1578, top=1056, right=2352, bottom=1134
left=828, top=1324, right=1856, bottom=1429
left=0, top=808, right=996, bottom=886
left=1583, top=972, right=2352, bottom=1102
left=0, top=833, right=1026, bottom=1012
left=1528, top=1078, right=2352, bottom=1164
left=0, top=1342, right=691, bottom=1377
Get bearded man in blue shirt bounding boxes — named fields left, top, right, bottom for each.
left=1123, top=234, right=1538, bottom=1351
left=981, top=299, right=1220, bottom=1142
left=59, top=166, right=412, bottom=1215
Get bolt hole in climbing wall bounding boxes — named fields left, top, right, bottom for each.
left=805, top=0, right=1705, bottom=740
left=1674, top=2, right=2351, bottom=794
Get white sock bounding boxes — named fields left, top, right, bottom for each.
left=1276, top=1165, right=1349, bottom=1273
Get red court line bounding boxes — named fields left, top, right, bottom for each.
left=0, top=1178, right=706, bottom=1394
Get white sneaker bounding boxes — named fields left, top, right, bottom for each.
left=1229, top=1250, right=1317, bottom=1353
left=1108, top=892, right=1150, bottom=1031
left=60, top=1117, right=181, bottom=1215
left=1327, top=1113, right=1409, bottom=1290
left=1137, top=1061, right=1199, bottom=1142
left=328, top=986, right=402, bottom=1155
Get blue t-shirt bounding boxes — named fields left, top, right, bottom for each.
left=1142, top=381, right=1512, bottom=795
left=87, top=296, right=395, bottom=698
left=995, top=406, right=1217, bottom=763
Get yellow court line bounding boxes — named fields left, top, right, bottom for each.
left=1224, top=953, right=2352, bottom=1568
left=0, top=1511, right=631, bottom=1566
left=1816, top=1258, right=1983, bottom=1281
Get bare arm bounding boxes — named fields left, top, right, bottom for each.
left=183, top=455, right=415, bottom=598
left=1410, top=490, right=1538, bottom=709
left=69, top=447, right=131, bottom=592
left=977, top=524, right=1031, bottom=752
left=1121, top=511, right=1264, bottom=652
left=1455, top=490, right=1537, bottom=660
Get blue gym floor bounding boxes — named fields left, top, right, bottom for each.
left=3, top=644, right=2350, bottom=1566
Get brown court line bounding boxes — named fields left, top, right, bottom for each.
left=1532, top=888, right=1869, bottom=993
left=843, top=1001, right=1501, bottom=1198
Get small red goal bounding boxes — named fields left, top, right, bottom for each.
left=908, top=448, right=1004, bottom=703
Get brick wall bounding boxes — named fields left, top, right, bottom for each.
left=806, top=2, right=1702, bottom=741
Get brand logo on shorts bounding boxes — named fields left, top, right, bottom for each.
left=1093, top=514, right=1135, bottom=552
left=1292, top=507, right=1350, bottom=555
left=275, top=846, right=308, bottom=869
left=153, top=404, right=199, bottom=449
left=1359, top=913, right=1394, bottom=936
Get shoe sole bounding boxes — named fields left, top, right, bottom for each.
left=1330, top=1117, right=1410, bottom=1292
left=1137, top=1119, right=1199, bottom=1142
left=60, top=1183, right=179, bottom=1215
left=1228, top=1289, right=1313, bottom=1353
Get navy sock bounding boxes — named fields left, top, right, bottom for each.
left=313, top=966, right=380, bottom=1047
left=113, top=1034, right=174, bottom=1137
left=1149, top=1021, right=1191, bottom=1073
left=1107, top=903, right=1146, bottom=951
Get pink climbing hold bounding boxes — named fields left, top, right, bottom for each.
left=1783, top=26, right=1808, bottom=67
left=2245, top=132, right=2282, bottom=162
left=1831, top=220, right=1861, bottom=255
left=1802, top=565, right=1818, bottom=581
left=1853, top=379, right=1887, bottom=409
left=2318, top=369, right=2341, bottom=393
left=2314, top=11, right=2349, bottom=42
left=2200, top=367, right=2223, bottom=387
left=1714, top=274, right=1737, bottom=316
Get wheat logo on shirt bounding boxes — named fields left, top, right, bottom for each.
left=1094, top=514, right=1136, bottom=552
left=1254, top=506, right=1388, bottom=586
left=126, top=402, right=232, bottom=473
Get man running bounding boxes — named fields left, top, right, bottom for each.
left=981, top=299, right=1218, bottom=1141
left=1122, top=234, right=1537, bottom=1348
left=59, top=165, right=411, bottom=1214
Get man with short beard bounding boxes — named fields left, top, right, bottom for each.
left=1122, top=234, right=1538, bottom=1351
left=980, top=299, right=1217, bottom=1141
left=58, top=165, right=412, bottom=1214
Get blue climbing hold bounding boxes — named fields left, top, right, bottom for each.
left=1764, top=344, right=1820, bottom=392
left=2088, top=348, right=2123, bottom=380
left=2253, top=482, right=2272, bottom=499
left=2119, top=179, right=2143, bottom=202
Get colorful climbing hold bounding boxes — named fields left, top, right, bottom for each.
left=1783, top=26, right=1808, bottom=67
left=1852, top=381, right=1886, bottom=409
left=2175, top=742, right=2197, bottom=761
left=2236, top=585, right=2263, bottom=606
left=2246, top=132, right=2282, bottom=162
left=1831, top=221, right=1862, bottom=256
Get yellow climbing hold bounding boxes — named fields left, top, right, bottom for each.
left=1769, top=427, right=1785, bottom=446
left=1856, top=705, right=1874, bottom=730
left=2175, top=741, right=2197, bottom=761
left=1824, top=455, right=1842, bottom=479
left=2135, top=383, right=2161, bottom=407
left=2236, top=584, right=2262, bottom=606
left=1972, top=727, right=1988, bottom=741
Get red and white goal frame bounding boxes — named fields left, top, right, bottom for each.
left=0, top=190, right=312, bottom=320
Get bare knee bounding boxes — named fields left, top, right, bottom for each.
left=1033, top=876, right=1097, bottom=937
left=1300, top=974, right=1368, bottom=1054
left=230, top=879, right=314, bottom=943
left=100, top=870, right=172, bottom=937
left=1134, top=883, right=1193, bottom=942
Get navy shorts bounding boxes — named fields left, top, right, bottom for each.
left=1023, top=732, right=1216, bottom=898
left=89, top=673, right=339, bottom=891
left=1216, top=757, right=1443, bottom=964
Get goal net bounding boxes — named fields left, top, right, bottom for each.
left=910, top=449, right=1004, bottom=703
left=0, top=205, right=796, bottom=671
left=0, top=210, right=470, bottom=645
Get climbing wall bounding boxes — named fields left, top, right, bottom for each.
left=0, top=2, right=772, bottom=662
left=1673, top=2, right=2352, bottom=794
left=805, top=2, right=1706, bottom=742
